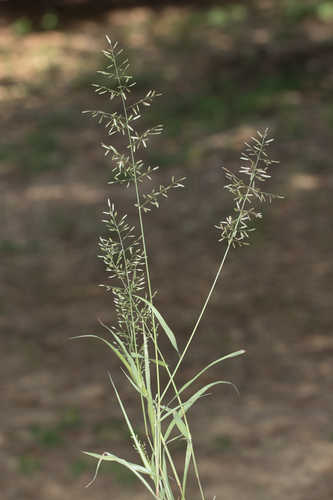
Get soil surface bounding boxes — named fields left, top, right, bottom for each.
left=1, top=4, right=333, bottom=500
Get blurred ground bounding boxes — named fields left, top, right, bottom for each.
left=1, top=2, right=333, bottom=500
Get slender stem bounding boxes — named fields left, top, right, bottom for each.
left=161, top=136, right=265, bottom=402
left=111, top=44, right=162, bottom=495
left=161, top=240, right=232, bottom=403
left=113, top=215, right=151, bottom=449
left=160, top=433, right=182, bottom=494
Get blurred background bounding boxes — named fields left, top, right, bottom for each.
left=1, top=1, right=333, bottom=499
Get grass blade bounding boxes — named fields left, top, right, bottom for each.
left=135, top=296, right=179, bottom=353
left=83, top=451, right=157, bottom=497
left=107, top=372, right=152, bottom=473
left=169, top=350, right=245, bottom=404
left=182, top=440, right=192, bottom=496
left=70, top=334, right=131, bottom=372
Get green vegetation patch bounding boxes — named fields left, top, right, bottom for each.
left=93, top=417, right=130, bottom=441
left=18, top=455, right=42, bottom=475
left=1, top=111, right=75, bottom=176
left=206, top=5, right=248, bottom=27
left=214, top=434, right=233, bottom=452
left=29, top=408, right=82, bottom=449
left=30, top=424, right=64, bottom=448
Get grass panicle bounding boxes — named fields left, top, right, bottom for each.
left=74, top=36, right=282, bottom=500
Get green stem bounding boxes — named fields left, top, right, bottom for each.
left=111, top=44, right=162, bottom=495
left=161, top=136, right=265, bottom=402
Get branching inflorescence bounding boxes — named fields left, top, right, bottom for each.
left=216, top=130, right=282, bottom=248
left=74, top=36, right=282, bottom=500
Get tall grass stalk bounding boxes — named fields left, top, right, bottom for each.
left=73, top=36, right=282, bottom=500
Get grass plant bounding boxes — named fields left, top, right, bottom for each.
left=74, top=36, right=282, bottom=500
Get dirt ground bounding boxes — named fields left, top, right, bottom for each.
left=1, top=3, right=333, bottom=500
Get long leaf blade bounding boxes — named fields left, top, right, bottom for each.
left=173, top=350, right=245, bottom=402
left=163, top=380, right=237, bottom=423
left=182, top=440, right=193, bottom=494
left=135, top=296, right=179, bottom=353
left=83, top=451, right=156, bottom=497
left=70, top=335, right=131, bottom=372
left=107, top=373, right=152, bottom=473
